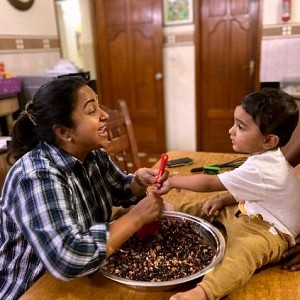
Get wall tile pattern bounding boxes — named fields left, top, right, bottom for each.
left=0, top=35, right=60, bottom=53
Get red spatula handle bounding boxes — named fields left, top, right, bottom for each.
left=157, top=153, right=169, bottom=179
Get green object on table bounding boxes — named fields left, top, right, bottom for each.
left=203, top=165, right=220, bottom=175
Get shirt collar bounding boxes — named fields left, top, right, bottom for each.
left=37, top=141, right=97, bottom=171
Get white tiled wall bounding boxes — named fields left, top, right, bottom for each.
left=260, top=37, right=300, bottom=82
left=164, top=44, right=196, bottom=151
left=2, top=52, right=60, bottom=76
left=0, top=1, right=57, bottom=36
left=0, top=0, right=59, bottom=77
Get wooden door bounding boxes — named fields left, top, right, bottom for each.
left=91, top=0, right=166, bottom=155
left=195, top=0, right=262, bottom=152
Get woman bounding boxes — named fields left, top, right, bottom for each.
left=0, top=76, right=168, bottom=300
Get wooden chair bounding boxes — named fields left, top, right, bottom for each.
left=103, top=99, right=141, bottom=173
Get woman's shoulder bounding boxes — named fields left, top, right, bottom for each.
left=5, top=148, right=52, bottom=183
left=8, top=143, right=70, bottom=177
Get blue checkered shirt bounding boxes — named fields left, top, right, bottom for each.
left=0, top=142, right=140, bottom=300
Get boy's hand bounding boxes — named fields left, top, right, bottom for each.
left=152, top=178, right=172, bottom=195
left=201, top=198, right=223, bottom=218
left=201, top=192, right=237, bottom=218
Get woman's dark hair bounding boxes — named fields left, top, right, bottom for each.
left=7, top=76, right=87, bottom=163
left=241, top=87, right=299, bottom=147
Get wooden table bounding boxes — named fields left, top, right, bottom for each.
left=20, top=151, right=300, bottom=300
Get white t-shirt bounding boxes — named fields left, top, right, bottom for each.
left=218, top=148, right=300, bottom=238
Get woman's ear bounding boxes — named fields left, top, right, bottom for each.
left=263, top=134, right=279, bottom=150
left=53, top=125, right=73, bottom=143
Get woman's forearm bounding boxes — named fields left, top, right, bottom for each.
left=106, top=210, right=142, bottom=257
left=131, top=174, right=148, bottom=196
left=282, top=143, right=300, bottom=167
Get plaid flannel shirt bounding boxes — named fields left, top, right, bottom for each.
left=0, top=142, right=140, bottom=300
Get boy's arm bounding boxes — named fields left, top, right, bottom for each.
left=219, top=193, right=237, bottom=206
left=156, top=174, right=226, bottom=195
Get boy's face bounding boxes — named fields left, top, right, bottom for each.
left=228, top=105, right=267, bottom=154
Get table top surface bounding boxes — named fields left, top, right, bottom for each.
left=20, top=151, right=300, bottom=300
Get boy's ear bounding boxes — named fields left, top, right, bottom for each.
left=263, top=134, right=279, bottom=150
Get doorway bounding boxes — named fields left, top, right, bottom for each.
left=91, top=0, right=166, bottom=156
left=195, top=0, right=262, bottom=152
left=54, top=0, right=96, bottom=79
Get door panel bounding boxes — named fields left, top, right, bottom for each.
left=196, top=0, right=262, bottom=152
left=92, top=0, right=166, bottom=154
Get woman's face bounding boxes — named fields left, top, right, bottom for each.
left=68, top=85, right=109, bottom=158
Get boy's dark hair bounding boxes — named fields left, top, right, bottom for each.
left=241, top=88, right=299, bottom=147
left=8, top=76, right=87, bottom=163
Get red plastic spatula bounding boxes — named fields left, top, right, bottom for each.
left=135, top=153, right=169, bottom=239
left=155, top=153, right=169, bottom=181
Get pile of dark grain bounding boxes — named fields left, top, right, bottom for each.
left=103, top=217, right=216, bottom=282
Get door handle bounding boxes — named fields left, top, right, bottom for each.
left=155, top=73, right=163, bottom=80
left=249, top=60, right=255, bottom=77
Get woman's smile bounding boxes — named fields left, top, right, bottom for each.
left=98, top=125, right=108, bottom=138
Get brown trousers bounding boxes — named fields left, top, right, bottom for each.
left=177, top=201, right=291, bottom=300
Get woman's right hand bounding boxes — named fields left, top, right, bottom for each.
left=129, top=192, right=164, bottom=226
left=106, top=192, right=164, bottom=257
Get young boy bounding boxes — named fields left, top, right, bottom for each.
left=155, top=88, right=300, bottom=300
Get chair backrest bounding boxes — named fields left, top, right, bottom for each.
left=104, top=99, right=141, bottom=173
